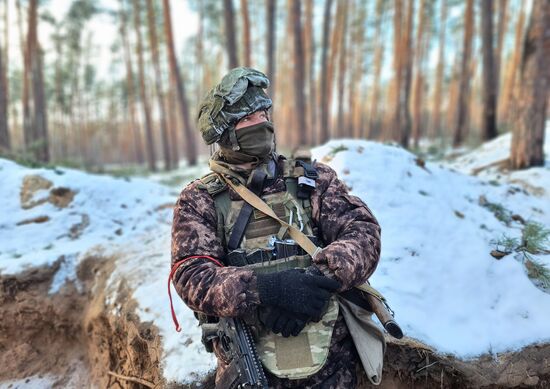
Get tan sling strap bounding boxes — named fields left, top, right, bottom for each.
left=217, top=172, right=387, bottom=303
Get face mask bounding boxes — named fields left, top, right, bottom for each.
left=236, top=121, right=275, bottom=158
left=218, top=121, right=276, bottom=165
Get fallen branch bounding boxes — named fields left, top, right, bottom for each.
left=470, top=158, right=509, bottom=176
left=416, top=361, right=439, bottom=373
left=108, top=370, right=157, bottom=388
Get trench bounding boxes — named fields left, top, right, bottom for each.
left=1, top=255, right=549, bottom=389
left=0, top=255, right=164, bottom=389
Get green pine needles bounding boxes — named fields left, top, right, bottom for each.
left=522, top=221, right=550, bottom=255
left=491, top=221, right=550, bottom=291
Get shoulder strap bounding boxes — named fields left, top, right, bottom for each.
left=199, top=172, right=228, bottom=195
left=227, top=168, right=267, bottom=251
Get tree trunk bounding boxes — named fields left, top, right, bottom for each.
left=240, top=0, right=251, bottom=66
left=349, top=0, right=367, bottom=138
left=326, top=1, right=344, bottom=133
left=335, top=1, right=349, bottom=138
left=195, top=1, right=204, bottom=101
left=390, top=0, right=403, bottom=143
left=495, top=0, right=508, bottom=111
left=304, top=0, right=316, bottom=144
left=52, top=25, right=66, bottom=160
left=368, top=0, right=386, bottom=139
left=291, top=0, right=307, bottom=145
left=392, top=0, right=414, bottom=148
left=501, top=10, right=526, bottom=123
left=411, top=0, right=427, bottom=148
left=167, top=88, right=179, bottom=167
left=223, top=0, right=238, bottom=69
left=480, top=0, right=498, bottom=141
left=1, top=0, right=9, bottom=149
left=319, top=0, right=334, bottom=144
left=28, top=0, right=48, bottom=162
left=16, top=0, right=32, bottom=151
left=120, top=0, right=144, bottom=165
left=146, top=0, right=171, bottom=170
left=453, top=0, right=474, bottom=147
left=133, top=0, right=156, bottom=171
left=265, top=0, right=276, bottom=102
left=0, top=42, right=9, bottom=151
left=163, top=0, right=197, bottom=166
left=510, top=0, right=549, bottom=169
left=402, top=0, right=414, bottom=148
left=429, top=0, right=446, bottom=139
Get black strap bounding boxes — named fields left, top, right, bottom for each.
left=295, top=160, right=318, bottom=199
left=227, top=169, right=267, bottom=251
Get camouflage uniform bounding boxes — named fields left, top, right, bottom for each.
left=171, top=155, right=381, bottom=388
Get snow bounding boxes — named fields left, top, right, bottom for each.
left=447, top=123, right=550, bottom=199
left=0, top=128, right=549, bottom=384
left=313, top=137, right=550, bottom=357
left=48, top=253, right=82, bottom=295
left=0, top=375, right=57, bottom=389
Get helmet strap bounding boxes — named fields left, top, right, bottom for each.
left=229, top=127, right=240, bottom=151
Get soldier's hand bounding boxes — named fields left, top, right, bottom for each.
left=256, top=269, right=341, bottom=318
left=258, top=306, right=308, bottom=337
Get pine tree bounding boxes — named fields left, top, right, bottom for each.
left=133, top=0, right=156, bottom=171
left=319, top=0, right=334, bottom=144
left=119, top=0, right=144, bottom=164
left=480, top=0, right=498, bottom=141
left=0, top=41, right=9, bottom=151
left=453, top=0, right=474, bottom=147
left=146, top=0, right=171, bottom=170
left=510, top=0, right=549, bottom=169
left=223, top=0, right=238, bottom=69
left=291, top=0, right=307, bottom=144
left=163, top=0, right=197, bottom=166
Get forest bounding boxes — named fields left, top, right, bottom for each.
left=0, top=0, right=547, bottom=173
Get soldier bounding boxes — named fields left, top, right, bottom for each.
left=171, top=67, right=382, bottom=388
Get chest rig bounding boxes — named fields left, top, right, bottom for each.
left=199, top=157, right=340, bottom=379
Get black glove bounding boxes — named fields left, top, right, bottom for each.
left=256, top=268, right=341, bottom=318
left=258, top=306, right=309, bottom=337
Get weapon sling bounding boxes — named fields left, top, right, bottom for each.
left=227, top=168, right=267, bottom=251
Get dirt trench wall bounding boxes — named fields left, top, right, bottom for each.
left=359, top=337, right=550, bottom=389
left=0, top=255, right=165, bottom=388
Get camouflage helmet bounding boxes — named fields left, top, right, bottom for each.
left=197, top=67, right=272, bottom=150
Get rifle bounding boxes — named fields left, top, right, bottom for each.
left=202, top=317, right=268, bottom=389
left=306, top=266, right=403, bottom=339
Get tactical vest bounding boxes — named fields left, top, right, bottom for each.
left=199, top=158, right=339, bottom=380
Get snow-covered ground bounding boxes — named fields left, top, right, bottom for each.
left=314, top=138, right=550, bottom=357
left=1, top=129, right=549, bottom=385
left=447, top=124, right=550, bottom=197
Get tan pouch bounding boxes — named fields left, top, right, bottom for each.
left=338, top=296, right=386, bottom=385
left=256, top=296, right=339, bottom=379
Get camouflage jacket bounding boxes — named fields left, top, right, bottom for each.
left=171, top=155, right=381, bottom=386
